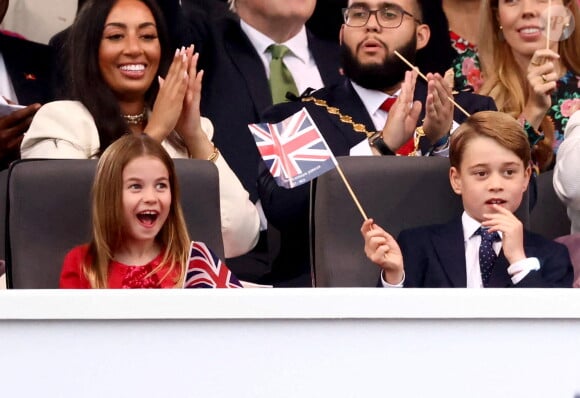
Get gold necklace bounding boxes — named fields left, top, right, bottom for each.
left=121, top=109, right=146, bottom=125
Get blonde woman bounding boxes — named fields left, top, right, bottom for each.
left=478, top=0, right=580, bottom=171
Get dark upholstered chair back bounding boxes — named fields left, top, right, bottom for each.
left=4, top=159, right=223, bottom=288
left=0, top=169, right=8, bottom=265
left=312, top=156, right=529, bottom=287
left=529, top=169, right=571, bottom=239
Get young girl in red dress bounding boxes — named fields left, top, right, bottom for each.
left=60, top=134, right=236, bottom=288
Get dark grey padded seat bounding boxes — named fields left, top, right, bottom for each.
left=529, top=169, right=571, bottom=239
left=5, top=158, right=223, bottom=288
left=1, top=169, right=7, bottom=275
left=312, top=156, right=529, bottom=287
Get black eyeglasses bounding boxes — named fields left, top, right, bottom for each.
left=342, top=5, right=422, bottom=29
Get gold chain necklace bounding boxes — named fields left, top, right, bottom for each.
left=301, top=96, right=423, bottom=155
left=302, top=96, right=373, bottom=137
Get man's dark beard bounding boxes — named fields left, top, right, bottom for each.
left=340, top=36, right=417, bottom=91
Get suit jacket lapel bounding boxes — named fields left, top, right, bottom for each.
left=223, top=21, right=272, bottom=114
left=487, top=252, right=513, bottom=287
left=322, top=79, right=376, bottom=143
left=432, top=218, right=468, bottom=287
left=0, top=34, right=47, bottom=104
left=487, top=231, right=536, bottom=287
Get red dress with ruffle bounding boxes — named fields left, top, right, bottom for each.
left=60, top=244, right=179, bottom=288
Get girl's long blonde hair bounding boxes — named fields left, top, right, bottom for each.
left=84, top=134, right=190, bottom=288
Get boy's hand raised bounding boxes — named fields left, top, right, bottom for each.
left=361, top=219, right=404, bottom=284
left=482, top=204, right=526, bottom=265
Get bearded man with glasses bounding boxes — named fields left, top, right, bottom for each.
left=255, top=0, right=498, bottom=287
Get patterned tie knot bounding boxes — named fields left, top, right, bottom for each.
left=269, top=44, right=291, bottom=60
left=476, top=227, right=501, bottom=243
left=380, top=97, right=397, bottom=112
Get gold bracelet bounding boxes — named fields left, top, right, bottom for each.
left=207, top=145, right=220, bottom=163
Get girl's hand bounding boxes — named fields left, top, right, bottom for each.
left=361, top=219, right=404, bottom=284
left=145, top=47, right=189, bottom=142
left=174, top=45, right=213, bottom=159
left=522, top=48, right=560, bottom=128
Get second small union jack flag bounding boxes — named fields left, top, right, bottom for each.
left=249, top=108, right=337, bottom=189
left=184, top=241, right=243, bottom=289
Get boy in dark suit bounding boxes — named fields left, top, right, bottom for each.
left=362, top=111, right=574, bottom=287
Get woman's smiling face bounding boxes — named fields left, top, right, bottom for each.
left=497, top=0, right=565, bottom=58
left=98, top=0, right=161, bottom=101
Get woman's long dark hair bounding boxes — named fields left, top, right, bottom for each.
left=65, top=0, right=172, bottom=154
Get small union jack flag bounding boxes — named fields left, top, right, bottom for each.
left=184, top=242, right=243, bottom=289
left=249, top=108, right=337, bottom=189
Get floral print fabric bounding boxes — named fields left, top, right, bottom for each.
left=450, top=30, right=483, bottom=92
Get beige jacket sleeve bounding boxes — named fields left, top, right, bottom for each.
left=185, top=118, right=260, bottom=258
left=212, top=154, right=260, bottom=258
left=20, top=101, right=101, bottom=159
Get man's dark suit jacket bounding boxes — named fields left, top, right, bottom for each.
left=164, top=2, right=342, bottom=201
left=0, top=33, right=53, bottom=106
left=258, top=77, right=497, bottom=286
left=397, top=217, right=574, bottom=287
left=0, top=33, right=54, bottom=169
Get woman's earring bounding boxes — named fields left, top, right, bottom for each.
left=498, top=25, right=504, bottom=41
left=561, top=23, right=571, bottom=41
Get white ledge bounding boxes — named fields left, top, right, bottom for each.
left=1, top=288, right=579, bottom=320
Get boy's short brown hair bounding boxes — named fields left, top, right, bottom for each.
left=449, top=111, right=531, bottom=169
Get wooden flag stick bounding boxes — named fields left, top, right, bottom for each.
left=335, top=162, right=368, bottom=221
left=546, top=0, right=552, bottom=49
left=394, top=50, right=471, bottom=118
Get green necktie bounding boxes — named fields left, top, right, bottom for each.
left=268, top=44, right=298, bottom=104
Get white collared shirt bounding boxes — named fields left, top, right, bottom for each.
left=239, top=20, right=324, bottom=96
left=351, top=80, right=398, bottom=131
left=348, top=81, right=398, bottom=155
